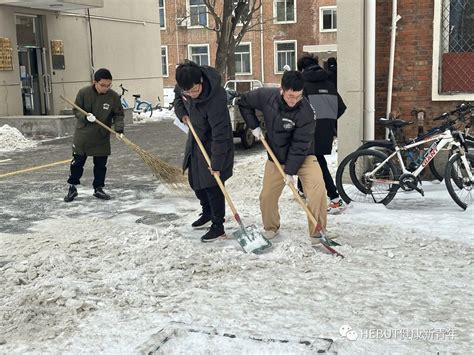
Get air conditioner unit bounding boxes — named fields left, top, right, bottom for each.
left=176, top=17, right=187, bottom=27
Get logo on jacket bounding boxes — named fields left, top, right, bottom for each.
left=282, top=117, right=295, bottom=130
left=103, top=103, right=110, bottom=110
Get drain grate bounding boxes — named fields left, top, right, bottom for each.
left=138, top=324, right=333, bottom=354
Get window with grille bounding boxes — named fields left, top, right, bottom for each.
left=188, top=45, right=209, bottom=66
left=320, top=6, right=337, bottom=32
left=234, top=0, right=250, bottom=25
left=158, top=0, right=165, bottom=29
left=275, top=41, right=296, bottom=73
left=235, top=43, right=251, bottom=74
left=161, top=46, right=168, bottom=77
left=189, top=0, right=207, bottom=27
left=274, top=0, right=296, bottom=23
left=438, top=0, right=474, bottom=94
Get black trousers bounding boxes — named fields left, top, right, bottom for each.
left=67, top=154, right=108, bottom=188
left=194, top=185, right=225, bottom=229
left=298, top=155, right=339, bottom=200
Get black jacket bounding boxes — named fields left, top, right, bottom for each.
left=173, top=66, right=234, bottom=190
left=238, top=88, right=316, bottom=175
left=302, top=65, right=346, bottom=155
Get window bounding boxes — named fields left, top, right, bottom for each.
left=188, top=45, right=209, bottom=66
left=274, top=41, right=296, bottom=73
left=235, top=43, right=251, bottom=74
left=158, top=0, right=165, bottom=29
left=161, top=46, right=168, bottom=77
left=189, top=0, right=207, bottom=27
left=320, top=6, right=337, bottom=32
left=433, top=0, right=474, bottom=98
left=274, top=0, right=296, bottom=23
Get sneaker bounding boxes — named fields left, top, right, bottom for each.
left=201, top=224, right=226, bottom=243
left=297, top=189, right=306, bottom=200
left=327, top=198, right=347, bottom=214
left=64, top=185, right=78, bottom=202
left=93, top=187, right=111, bottom=200
left=263, top=229, right=280, bottom=240
left=191, top=213, right=212, bottom=229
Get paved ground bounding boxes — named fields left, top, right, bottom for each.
left=0, top=120, right=262, bottom=234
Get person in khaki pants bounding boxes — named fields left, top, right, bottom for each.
left=238, top=71, right=327, bottom=241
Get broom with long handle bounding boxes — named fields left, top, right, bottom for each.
left=186, top=119, right=271, bottom=254
left=60, top=95, right=187, bottom=188
left=260, top=136, right=344, bottom=258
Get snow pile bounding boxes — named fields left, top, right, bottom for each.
left=0, top=125, right=37, bottom=152
left=133, top=108, right=176, bottom=123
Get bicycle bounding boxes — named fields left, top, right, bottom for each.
left=335, top=107, right=474, bottom=210
left=119, top=84, right=153, bottom=118
left=356, top=103, right=473, bottom=181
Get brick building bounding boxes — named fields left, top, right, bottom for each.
left=337, top=0, right=473, bottom=158
left=158, top=0, right=338, bottom=95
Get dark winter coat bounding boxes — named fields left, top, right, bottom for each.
left=72, top=85, right=124, bottom=156
left=173, top=66, right=234, bottom=190
left=302, top=65, right=346, bottom=155
left=238, top=88, right=316, bottom=175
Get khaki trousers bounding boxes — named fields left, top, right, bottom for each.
left=259, top=155, right=327, bottom=237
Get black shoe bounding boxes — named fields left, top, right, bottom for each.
left=64, top=185, right=78, bottom=202
left=191, top=213, right=212, bottom=229
left=201, top=225, right=226, bottom=243
left=93, top=187, right=111, bottom=200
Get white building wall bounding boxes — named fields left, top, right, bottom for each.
left=0, top=0, right=163, bottom=116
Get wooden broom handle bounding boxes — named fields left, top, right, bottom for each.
left=60, top=95, right=119, bottom=136
left=260, top=136, right=320, bottom=231
left=186, top=119, right=239, bottom=218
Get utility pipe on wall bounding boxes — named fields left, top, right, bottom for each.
left=364, top=0, right=376, bottom=141
left=260, top=4, right=265, bottom=83
left=386, top=0, right=401, bottom=122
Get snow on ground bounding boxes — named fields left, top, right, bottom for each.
left=0, top=125, right=37, bottom=152
left=133, top=108, right=177, bottom=123
left=0, top=146, right=473, bottom=353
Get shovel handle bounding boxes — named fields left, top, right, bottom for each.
left=186, top=120, right=240, bottom=222
left=260, top=136, right=320, bottom=233
left=60, top=95, right=125, bottom=142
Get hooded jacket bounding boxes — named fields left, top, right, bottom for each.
left=302, top=64, right=346, bottom=155
left=173, top=66, right=234, bottom=190
left=72, top=85, right=124, bottom=156
left=238, top=87, right=316, bottom=175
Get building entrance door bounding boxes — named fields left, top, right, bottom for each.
left=15, top=15, right=52, bottom=115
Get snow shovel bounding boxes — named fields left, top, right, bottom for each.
left=186, top=120, right=271, bottom=254
left=260, top=136, right=344, bottom=258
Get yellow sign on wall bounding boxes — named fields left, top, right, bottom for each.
left=0, top=37, right=13, bottom=71
left=50, top=39, right=64, bottom=55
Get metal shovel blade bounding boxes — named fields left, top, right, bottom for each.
left=232, top=224, right=272, bottom=254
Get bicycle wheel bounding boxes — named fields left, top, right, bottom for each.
left=136, top=102, right=153, bottom=118
left=336, top=149, right=400, bottom=205
left=444, top=153, right=474, bottom=210
left=428, top=147, right=453, bottom=181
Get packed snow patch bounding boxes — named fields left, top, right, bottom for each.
left=0, top=125, right=37, bottom=152
left=133, top=109, right=176, bottom=123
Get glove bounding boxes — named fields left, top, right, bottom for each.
left=86, top=114, right=96, bottom=123
left=116, top=130, right=124, bottom=134
left=284, top=174, right=295, bottom=186
left=251, top=127, right=263, bottom=139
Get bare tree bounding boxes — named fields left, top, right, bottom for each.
left=203, top=0, right=264, bottom=80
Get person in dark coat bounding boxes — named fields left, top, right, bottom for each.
left=238, top=71, right=327, bottom=242
left=326, top=57, right=338, bottom=89
left=64, top=68, right=124, bottom=202
left=297, top=54, right=347, bottom=214
left=173, top=60, right=234, bottom=243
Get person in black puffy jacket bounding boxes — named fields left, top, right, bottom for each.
left=297, top=54, right=347, bottom=214
left=238, top=71, right=327, bottom=242
left=174, top=61, right=234, bottom=243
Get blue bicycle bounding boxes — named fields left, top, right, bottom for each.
left=119, top=84, right=153, bottom=117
